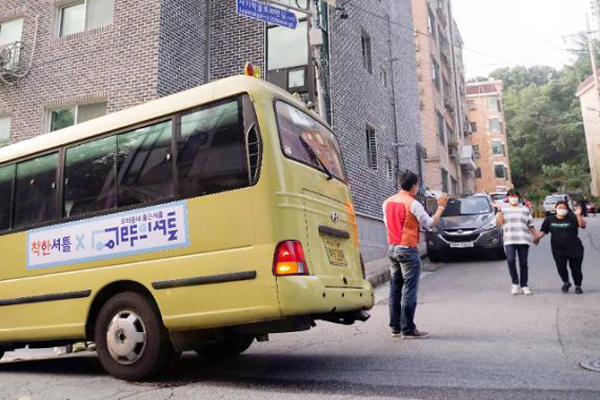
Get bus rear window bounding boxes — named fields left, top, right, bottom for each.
left=275, top=101, right=346, bottom=182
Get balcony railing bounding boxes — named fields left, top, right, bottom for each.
left=0, top=41, right=22, bottom=73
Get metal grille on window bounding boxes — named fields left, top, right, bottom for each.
left=366, top=127, right=377, bottom=170
left=361, top=31, right=372, bottom=74
left=385, top=157, right=393, bottom=180
left=246, top=124, right=261, bottom=185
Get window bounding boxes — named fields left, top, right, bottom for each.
left=59, top=0, right=115, bottom=38
left=470, top=121, right=477, bottom=132
left=437, top=112, right=445, bottom=145
left=451, top=178, right=458, bottom=195
left=432, top=58, right=440, bottom=89
left=276, top=101, right=346, bottom=181
left=361, top=30, right=373, bottom=74
left=267, top=20, right=309, bottom=96
left=117, top=121, right=174, bottom=207
left=0, top=116, right=10, bottom=145
left=14, top=152, right=59, bottom=228
left=489, top=117, right=501, bottom=132
left=427, top=7, right=436, bottom=37
left=441, top=168, right=449, bottom=192
left=177, top=100, right=249, bottom=198
left=381, top=68, right=388, bottom=87
left=468, top=100, right=476, bottom=110
left=494, top=164, right=506, bottom=179
left=366, top=126, right=377, bottom=170
left=0, top=18, right=24, bottom=70
left=385, top=157, right=393, bottom=180
left=64, top=136, right=117, bottom=218
left=487, top=96, right=498, bottom=111
left=473, top=145, right=480, bottom=157
left=50, top=102, right=107, bottom=132
left=475, top=167, right=482, bottom=178
left=0, top=164, right=15, bottom=231
left=491, top=140, right=503, bottom=155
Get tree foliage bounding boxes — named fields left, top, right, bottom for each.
left=488, top=39, right=594, bottom=202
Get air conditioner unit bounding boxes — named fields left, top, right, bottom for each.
left=0, top=41, right=21, bottom=73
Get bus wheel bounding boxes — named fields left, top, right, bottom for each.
left=196, top=335, right=254, bottom=361
left=0, top=349, right=4, bottom=361
left=94, top=292, right=172, bottom=381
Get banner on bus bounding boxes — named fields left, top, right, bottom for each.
left=27, top=201, right=190, bottom=270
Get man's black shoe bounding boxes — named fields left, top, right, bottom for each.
left=561, top=282, right=571, bottom=293
left=575, top=286, right=583, bottom=294
left=401, top=329, right=430, bottom=339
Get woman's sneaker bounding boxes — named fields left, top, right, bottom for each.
left=511, top=284, right=522, bottom=295
left=575, top=286, right=583, bottom=295
left=401, top=329, right=430, bottom=339
left=522, top=286, right=532, bottom=296
left=561, top=282, right=571, bottom=293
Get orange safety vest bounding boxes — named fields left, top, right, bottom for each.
left=383, top=190, right=421, bottom=248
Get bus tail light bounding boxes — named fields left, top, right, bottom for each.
left=273, top=241, right=309, bottom=276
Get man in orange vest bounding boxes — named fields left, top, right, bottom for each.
left=383, top=171, right=449, bottom=339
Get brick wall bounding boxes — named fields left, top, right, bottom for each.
left=0, top=0, right=162, bottom=142
left=157, top=0, right=208, bottom=96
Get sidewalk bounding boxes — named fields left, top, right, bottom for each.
left=365, top=238, right=440, bottom=288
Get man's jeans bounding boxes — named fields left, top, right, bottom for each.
left=505, top=244, right=529, bottom=287
left=388, top=246, right=421, bottom=334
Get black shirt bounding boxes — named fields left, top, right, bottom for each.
left=541, top=213, right=584, bottom=258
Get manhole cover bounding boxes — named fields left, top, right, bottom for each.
left=580, top=357, right=600, bottom=372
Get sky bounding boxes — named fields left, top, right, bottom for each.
left=452, top=0, right=593, bottom=79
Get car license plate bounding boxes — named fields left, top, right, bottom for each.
left=449, top=242, right=475, bottom=248
left=322, top=237, right=347, bottom=266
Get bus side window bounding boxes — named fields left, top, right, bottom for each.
left=14, top=152, right=59, bottom=228
left=177, top=99, right=249, bottom=198
left=0, top=164, right=15, bottom=231
left=64, top=136, right=117, bottom=218
left=117, top=120, right=174, bottom=207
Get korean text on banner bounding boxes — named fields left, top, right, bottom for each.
left=27, top=202, right=190, bottom=269
left=236, top=0, right=298, bottom=29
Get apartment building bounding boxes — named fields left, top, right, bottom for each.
left=576, top=73, right=600, bottom=196
left=466, top=80, right=513, bottom=193
left=0, top=0, right=423, bottom=261
left=411, top=0, right=476, bottom=195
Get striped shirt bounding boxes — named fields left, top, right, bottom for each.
left=501, top=205, right=535, bottom=246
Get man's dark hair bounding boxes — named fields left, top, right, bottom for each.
left=507, top=189, right=520, bottom=198
left=555, top=200, right=570, bottom=210
left=401, top=171, right=419, bottom=191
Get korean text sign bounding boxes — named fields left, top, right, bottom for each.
left=27, top=202, right=189, bottom=270
left=236, top=0, right=298, bottom=29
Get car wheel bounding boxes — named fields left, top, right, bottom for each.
left=195, top=335, right=254, bottom=361
left=94, top=292, right=173, bottom=381
left=428, top=251, right=443, bottom=263
left=496, top=247, right=507, bottom=260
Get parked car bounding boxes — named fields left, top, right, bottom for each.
left=490, top=191, right=508, bottom=205
left=586, top=202, right=597, bottom=214
left=426, top=194, right=505, bottom=262
left=543, top=194, right=574, bottom=215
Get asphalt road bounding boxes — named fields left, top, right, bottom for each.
left=2, top=218, right=600, bottom=400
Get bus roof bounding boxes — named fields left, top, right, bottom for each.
left=0, top=75, right=321, bottom=165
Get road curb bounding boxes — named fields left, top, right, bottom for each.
left=366, top=254, right=441, bottom=288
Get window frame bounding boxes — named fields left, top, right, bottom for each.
left=366, top=125, right=377, bottom=170
left=48, top=101, right=108, bottom=132
left=491, top=140, right=504, bottom=156
left=57, top=0, right=114, bottom=38
left=494, top=163, right=506, bottom=179
left=361, top=29, right=373, bottom=75
left=0, top=115, right=10, bottom=145
left=0, top=93, right=261, bottom=235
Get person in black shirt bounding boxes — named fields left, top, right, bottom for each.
left=536, top=201, right=587, bottom=294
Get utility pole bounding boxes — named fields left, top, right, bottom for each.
left=587, top=13, right=600, bottom=116
left=309, top=0, right=328, bottom=118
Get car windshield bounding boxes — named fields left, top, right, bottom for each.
left=275, top=101, right=346, bottom=182
left=491, top=193, right=506, bottom=202
left=442, top=197, right=493, bottom=216
left=546, top=195, right=566, bottom=203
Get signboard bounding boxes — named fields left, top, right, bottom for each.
left=27, top=202, right=189, bottom=270
left=237, top=0, right=298, bottom=29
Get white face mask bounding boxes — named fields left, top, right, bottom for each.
left=508, top=197, right=519, bottom=205
left=557, top=209, right=568, bottom=217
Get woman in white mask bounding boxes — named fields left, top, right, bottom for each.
left=537, top=201, right=586, bottom=294
left=496, top=190, right=538, bottom=295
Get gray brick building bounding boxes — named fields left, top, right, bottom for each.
left=0, top=0, right=422, bottom=261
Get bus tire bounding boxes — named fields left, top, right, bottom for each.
left=0, top=349, right=4, bottom=361
left=195, top=335, right=254, bottom=361
left=94, top=292, right=172, bottom=381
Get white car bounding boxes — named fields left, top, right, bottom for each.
left=490, top=192, right=508, bottom=205
left=543, top=194, right=574, bottom=215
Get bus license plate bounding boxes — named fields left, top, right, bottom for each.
left=323, top=237, right=347, bottom=266
left=449, top=242, right=475, bottom=248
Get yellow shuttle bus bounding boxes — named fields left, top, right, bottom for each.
left=0, top=75, right=373, bottom=380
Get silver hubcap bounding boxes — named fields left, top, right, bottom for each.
left=106, top=311, right=147, bottom=365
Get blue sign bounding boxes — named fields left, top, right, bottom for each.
left=237, top=0, right=298, bottom=29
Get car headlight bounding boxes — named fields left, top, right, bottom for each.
left=428, top=227, right=439, bottom=233
left=482, top=220, right=497, bottom=230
